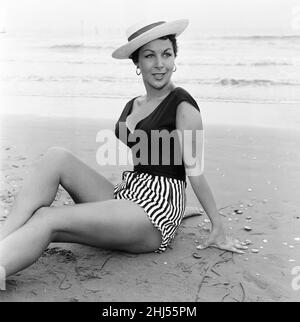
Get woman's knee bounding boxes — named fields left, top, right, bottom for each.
left=45, top=146, right=72, bottom=162
left=27, top=207, right=57, bottom=237
left=34, top=146, right=73, bottom=171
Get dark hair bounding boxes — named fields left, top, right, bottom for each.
left=130, top=34, right=178, bottom=64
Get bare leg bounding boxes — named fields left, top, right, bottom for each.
left=0, top=200, right=161, bottom=277
left=0, top=147, right=114, bottom=241
left=0, top=208, right=54, bottom=277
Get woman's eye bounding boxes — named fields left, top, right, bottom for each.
left=145, top=53, right=171, bottom=58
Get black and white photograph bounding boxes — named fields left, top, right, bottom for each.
left=0, top=0, right=299, bottom=303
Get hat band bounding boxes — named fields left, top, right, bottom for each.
left=128, top=21, right=166, bottom=41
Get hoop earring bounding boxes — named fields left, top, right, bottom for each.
left=136, top=67, right=141, bottom=76
left=173, top=65, right=177, bottom=73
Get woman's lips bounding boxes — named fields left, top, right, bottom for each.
left=152, top=73, right=165, bottom=80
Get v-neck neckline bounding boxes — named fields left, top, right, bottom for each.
left=126, top=87, right=178, bottom=134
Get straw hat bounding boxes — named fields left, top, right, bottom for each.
left=112, top=19, right=189, bottom=59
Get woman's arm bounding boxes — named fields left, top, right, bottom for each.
left=188, top=174, right=222, bottom=229
left=176, top=100, right=215, bottom=223
left=176, top=101, right=247, bottom=253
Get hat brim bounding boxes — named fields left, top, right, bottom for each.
left=112, top=19, right=189, bottom=59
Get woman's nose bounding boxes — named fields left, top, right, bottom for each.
left=155, top=56, right=164, bottom=68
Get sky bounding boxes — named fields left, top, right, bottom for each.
left=0, top=0, right=300, bottom=35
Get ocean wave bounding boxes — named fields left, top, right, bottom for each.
left=216, top=78, right=300, bottom=86
left=0, top=58, right=109, bottom=65
left=250, top=61, right=291, bottom=66
left=178, top=60, right=293, bottom=67
left=207, top=35, right=300, bottom=41
left=1, top=57, right=293, bottom=67
left=181, top=78, right=300, bottom=87
left=10, top=93, right=300, bottom=104
left=49, top=43, right=115, bottom=50
left=2, top=75, right=135, bottom=83
left=3, top=75, right=300, bottom=87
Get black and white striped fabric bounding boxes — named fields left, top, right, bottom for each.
left=113, top=170, right=187, bottom=253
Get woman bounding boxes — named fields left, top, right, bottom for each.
left=0, top=19, right=247, bottom=279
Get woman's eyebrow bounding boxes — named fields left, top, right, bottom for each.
left=142, top=48, right=172, bottom=53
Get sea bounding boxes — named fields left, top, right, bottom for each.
left=0, top=29, right=300, bottom=129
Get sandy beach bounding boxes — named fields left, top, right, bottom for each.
left=0, top=112, right=299, bottom=302
left=1, top=0, right=300, bottom=304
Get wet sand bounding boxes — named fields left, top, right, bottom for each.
left=0, top=113, right=300, bottom=302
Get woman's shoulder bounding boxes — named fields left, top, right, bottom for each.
left=175, top=88, right=203, bottom=129
left=173, top=87, right=200, bottom=111
left=174, top=86, right=193, bottom=96
left=127, top=95, right=144, bottom=107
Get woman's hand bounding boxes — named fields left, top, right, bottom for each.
left=197, top=225, right=248, bottom=254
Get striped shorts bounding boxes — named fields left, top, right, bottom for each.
left=113, top=170, right=187, bottom=253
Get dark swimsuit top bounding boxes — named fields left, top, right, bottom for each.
left=114, top=87, right=200, bottom=182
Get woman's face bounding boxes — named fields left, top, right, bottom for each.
left=137, top=38, right=175, bottom=90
